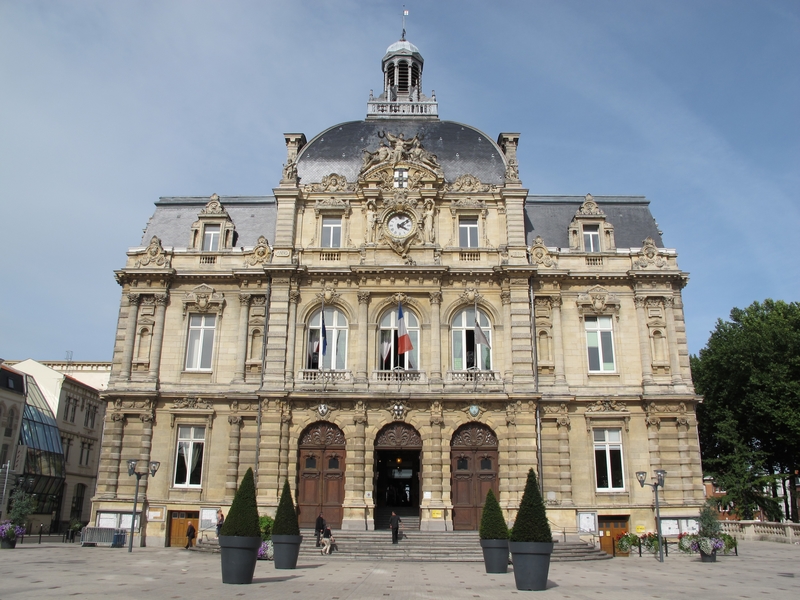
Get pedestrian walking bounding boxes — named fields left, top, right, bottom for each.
left=216, top=509, right=225, bottom=537
left=185, top=522, right=196, bottom=549
left=320, top=525, right=334, bottom=555
left=315, top=512, right=326, bottom=547
left=389, top=511, right=402, bottom=544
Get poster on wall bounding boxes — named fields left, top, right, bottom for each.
left=200, top=508, right=217, bottom=532
left=577, top=511, right=598, bottom=533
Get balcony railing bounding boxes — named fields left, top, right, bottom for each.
left=299, top=370, right=352, bottom=383
left=447, top=370, right=499, bottom=384
left=372, top=370, right=424, bottom=383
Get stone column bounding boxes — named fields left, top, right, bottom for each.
left=551, top=297, right=568, bottom=390
left=278, top=402, right=291, bottom=485
left=341, top=412, right=367, bottom=530
left=501, top=402, right=518, bottom=511
left=429, top=292, right=442, bottom=382
left=356, top=292, right=370, bottom=384
left=501, top=291, right=513, bottom=381
left=226, top=415, right=242, bottom=501
left=634, top=296, right=655, bottom=386
left=257, top=399, right=282, bottom=508
left=148, top=294, right=168, bottom=381
left=556, top=413, right=573, bottom=506
left=664, top=297, right=684, bottom=387
left=676, top=416, right=693, bottom=502
left=137, top=413, right=154, bottom=498
left=284, top=290, right=299, bottom=384
left=234, top=294, right=252, bottom=382
left=120, top=293, right=141, bottom=380
left=97, top=412, right=125, bottom=498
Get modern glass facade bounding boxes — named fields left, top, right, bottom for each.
left=17, top=375, right=65, bottom=515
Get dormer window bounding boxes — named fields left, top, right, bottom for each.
left=394, top=168, right=408, bottom=188
left=202, top=224, right=220, bottom=251
left=583, top=225, right=600, bottom=253
left=321, top=217, right=342, bottom=248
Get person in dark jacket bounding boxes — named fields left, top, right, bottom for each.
left=185, top=522, right=196, bottom=549
left=315, top=512, right=326, bottom=547
left=388, top=512, right=402, bottom=544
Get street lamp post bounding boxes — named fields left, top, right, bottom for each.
left=636, top=469, right=667, bottom=563
left=127, top=460, right=160, bottom=553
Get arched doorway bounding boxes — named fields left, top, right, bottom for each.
left=297, top=422, right=346, bottom=529
left=374, top=422, right=422, bottom=529
left=450, top=422, right=499, bottom=530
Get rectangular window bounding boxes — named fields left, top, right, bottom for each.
left=62, top=438, right=72, bottom=463
left=585, top=315, right=615, bottom=372
left=459, top=217, right=479, bottom=248
left=583, top=224, right=600, bottom=253
left=84, top=406, right=91, bottom=427
left=69, top=400, right=77, bottom=423
left=78, top=442, right=86, bottom=466
left=202, top=224, right=220, bottom=251
left=393, top=168, right=408, bottom=188
left=185, top=314, right=216, bottom=370
left=0, top=444, right=8, bottom=465
left=63, top=399, right=71, bottom=421
left=174, top=425, right=205, bottom=487
left=594, top=428, right=624, bottom=490
left=321, top=217, right=342, bottom=248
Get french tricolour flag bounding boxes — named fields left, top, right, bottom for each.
left=397, top=302, right=413, bottom=355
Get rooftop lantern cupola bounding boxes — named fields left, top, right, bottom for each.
left=366, top=37, right=439, bottom=120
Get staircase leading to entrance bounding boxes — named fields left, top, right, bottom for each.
left=372, top=506, right=420, bottom=530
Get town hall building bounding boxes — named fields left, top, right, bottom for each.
left=92, top=37, right=705, bottom=549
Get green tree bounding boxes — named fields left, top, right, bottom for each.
left=8, top=489, right=36, bottom=526
left=509, top=469, right=551, bottom=543
left=272, top=479, right=300, bottom=536
left=220, top=468, right=260, bottom=537
left=692, top=299, right=800, bottom=521
left=479, top=489, right=509, bottom=540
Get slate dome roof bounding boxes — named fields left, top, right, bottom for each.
left=383, top=40, right=423, bottom=62
left=296, top=119, right=507, bottom=185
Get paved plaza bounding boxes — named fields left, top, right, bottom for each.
left=0, top=540, right=798, bottom=599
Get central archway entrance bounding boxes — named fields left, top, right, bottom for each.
left=297, top=422, right=346, bottom=529
left=450, top=422, right=499, bottom=530
left=373, top=422, right=422, bottom=530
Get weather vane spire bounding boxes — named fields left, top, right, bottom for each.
left=401, top=6, right=408, bottom=40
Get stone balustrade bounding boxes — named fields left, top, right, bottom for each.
left=720, top=520, right=800, bottom=544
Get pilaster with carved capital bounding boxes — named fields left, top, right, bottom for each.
left=226, top=415, right=243, bottom=500
left=356, top=291, right=370, bottom=383
left=148, top=293, right=169, bottom=381
left=120, top=293, right=142, bottom=380
left=429, top=291, right=442, bottom=382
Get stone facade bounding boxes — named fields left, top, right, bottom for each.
left=92, top=38, right=704, bottom=547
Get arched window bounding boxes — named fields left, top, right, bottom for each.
left=136, top=327, right=151, bottom=360
left=378, top=307, right=419, bottom=370
left=249, top=328, right=263, bottom=361
left=537, top=330, right=551, bottom=362
left=451, top=307, right=492, bottom=371
left=306, top=307, right=348, bottom=370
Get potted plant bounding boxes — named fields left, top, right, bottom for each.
left=509, top=468, right=553, bottom=591
left=678, top=500, right=724, bottom=562
left=218, top=468, right=262, bottom=584
left=257, top=515, right=274, bottom=561
left=271, top=479, right=302, bottom=569
left=0, top=521, right=26, bottom=549
left=615, top=532, right=639, bottom=556
left=479, top=488, right=510, bottom=573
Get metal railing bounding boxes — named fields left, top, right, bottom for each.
left=80, top=527, right=127, bottom=547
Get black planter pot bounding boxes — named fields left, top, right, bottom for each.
left=480, top=539, right=510, bottom=573
left=219, top=535, right=262, bottom=584
left=1, top=538, right=17, bottom=549
left=272, top=534, right=303, bottom=569
left=509, top=541, right=554, bottom=591
left=699, top=548, right=717, bottom=563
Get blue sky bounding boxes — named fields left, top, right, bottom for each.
left=1, top=0, right=798, bottom=361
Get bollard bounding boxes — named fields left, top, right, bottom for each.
left=38, top=523, right=43, bottom=544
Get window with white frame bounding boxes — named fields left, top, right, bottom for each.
left=393, top=168, right=408, bottom=188
left=174, top=425, right=205, bottom=487
left=459, top=217, right=479, bottom=248
left=321, top=217, right=342, bottom=248
left=185, top=314, right=216, bottom=370
left=585, top=315, right=615, bottom=372
left=593, top=428, right=624, bottom=490
left=306, top=307, right=348, bottom=370
left=583, top=224, right=600, bottom=253
left=78, top=442, right=93, bottom=466
left=202, top=224, right=221, bottom=251
left=451, top=307, right=492, bottom=371
left=378, top=307, right=419, bottom=370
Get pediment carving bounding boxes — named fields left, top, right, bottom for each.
left=446, top=174, right=491, bottom=193
left=375, top=422, right=422, bottom=448
left=182, top=284, right=226, bottom=317
left=303, top=173, right=354, bottom=193
left=529, top=236, right=556, bottom=267
left=134, top=236, right=172, bottom=268
left=450, top=423, right=498, bottom=448
left=633, top=237, right=667, bottom=269
left=243, top=236, right=272, bottom=266
left=299, top=422, right=346, bottom=447
left=360, top=132, right=443, bottom=176
left=576, top=194, right=604, bottom=216
left=200, top=194, right=227, bottom=216
left=314, top=197, right=351, bottom=216
left=576, top=285, right=620, bottom=319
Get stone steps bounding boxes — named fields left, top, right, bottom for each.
left=196, top=530, right=611, bottom=562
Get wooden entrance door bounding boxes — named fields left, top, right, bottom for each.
left=598, top=516, right=630, bottom=555
left=451, top=423, right=499, bottom=531
left=168, top=510, right=199, bottom=548
left=297, top=422, right=346, bottom=529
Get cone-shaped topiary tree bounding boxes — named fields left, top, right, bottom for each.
left=509, top=468, right=552, bottom=543
left=479, top=489, right=509, bottom=540
left=272, top=479, right=300, bottom=536
left=220, top=467, right=260, bottom=537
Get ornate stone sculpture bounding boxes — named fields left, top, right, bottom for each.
left=243, top=236, right=271, bottom=266
left=134, top=236, right=171, bottom=268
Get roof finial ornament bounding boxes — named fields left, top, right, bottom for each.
left=401, top=6, right=408, bottom=41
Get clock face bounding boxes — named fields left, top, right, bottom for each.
left=387, top=213, right=413, bottom=238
